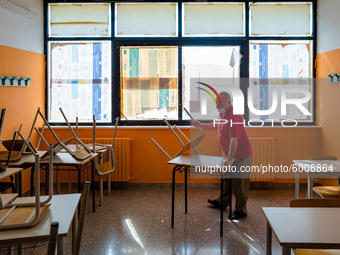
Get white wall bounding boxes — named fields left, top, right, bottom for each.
left=0, top=0, right=44, bottom=54
left=317, top=0, right=340, bottom=54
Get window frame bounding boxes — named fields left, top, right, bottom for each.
left=44, top=0, right=317, bottom=127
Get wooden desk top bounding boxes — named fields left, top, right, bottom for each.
left=6, top=151, right=46, bottom=167
left=26, top=152, right=98, bottom=166
left=262, top=207, right=340, bottom=248
left=168, top=154, right=225, bottom=167
left=1, top=193, right=18, bottom=207
left=0, top=168, right=24, bottom=181
left=60, top=144, right=111, bottom=153
left=0, top=194, right=81, bottom=244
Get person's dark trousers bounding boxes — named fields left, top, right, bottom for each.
left=216, top=155, right=252, bottom=214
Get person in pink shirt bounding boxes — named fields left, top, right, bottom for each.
left=194, top=91, right=252, bottom=219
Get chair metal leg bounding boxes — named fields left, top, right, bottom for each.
left=56, top=166, right=60, bottom=194
left=185, top=167, right=187, bottom=214
left=100, top=176, right=103, bottom=206
left=107, top=175, right=111, bottom=195
left=91, top=161, right=95, bottom=212
left=171, top=166, right=176, bottom=228
left=220, top=177, right=223, bottom=238
left=266, top=222, right=272, bottom=255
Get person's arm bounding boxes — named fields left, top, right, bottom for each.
left=192, top=121, right=217, bottom=130
left=224, top=137, right=238, bottom=166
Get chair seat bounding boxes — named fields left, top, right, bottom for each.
left=314, top=186, right=340, bottom=196
left=98, top=161, right=114, bottom=175
left=295, top=249, right=340, bottom=255
left=73, top=148, right=91, bottom=158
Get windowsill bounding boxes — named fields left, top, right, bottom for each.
left=48, top=125, right=321, bottom=130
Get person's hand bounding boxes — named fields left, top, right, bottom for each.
left=192, top=121, right=202, bottom=128
left=223, top=158, right=234, bottom=167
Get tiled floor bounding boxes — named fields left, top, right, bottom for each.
left=2, top=183, right=312, bottom=255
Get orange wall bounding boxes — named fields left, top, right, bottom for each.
left=315, top=48, right=340, bottom=185
left=316, top=48, right=340, bottom=158
left=0, top=45, right=45, bottom=192
left=0, top=46, right=330, bottom=191
left=40, top=127, right=322, bottom=184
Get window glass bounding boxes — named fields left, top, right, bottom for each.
left=249, top=41, right=313, bottom=121
left=115, top=3, right=177, bottom=37
left=250, top=2, right=312, bottom=36
left=183, top=3, right=245, bottom=37
left=182, top=46, right=241, bottom=120
left=120, top=46, right=178, bottom=120
left=48, top=41, right=111, bottom=122
left=49, top=3, right=111, bottom=37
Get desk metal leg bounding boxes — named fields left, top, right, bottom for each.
left=30, top=166, right=35, bottom=196
left=171, top=167, right=176, bottom=228
left=229, top=177, right=232, bottom=221
left=185, top=167, right=187, bottom=214
left=266, top=222, right=272, bottom=255
left=295, top=169, right=299, bottom=199
left=15, top=172, right=22, bottom=197
left=57, top=237, right=64, bottom=255
left=17, top=245, right=24, bottom=255
left=68, top=166, right=72, bottom=193
left=220, top=178, right=223, bottom=238
left=77, top=167, right=81, bottom=194
left=309, top=174, right=313, bottom=199
left=45, top=165, right=49, bottom=195
left=307, top=174, right=313, bottom=199
left=91, top=160, right=96, bottom=212
left=6, top=246, right=12, bottom=255
left=282, top=246, right=291, bottom=255
left=56, top=166, right=60, bottom=194
left=72, top=210, right=78, bottom=254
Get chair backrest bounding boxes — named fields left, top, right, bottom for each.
left=73, top=181, right=90, bottom=255
left=0, top=132, right=18, bottom=171
left=47, top=222, right=59, bottom=255
left=290, top=199, right=340, bottom=208
left=0, top=109, right=6, bottom=139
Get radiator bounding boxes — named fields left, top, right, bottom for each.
left=249, top=137, right=275, bottom=182
left=221, top=137, right=276, bottom=182
left=80, top=138, right=132, bottom=182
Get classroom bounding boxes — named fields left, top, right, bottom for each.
left=0, top=0, right=340, bottom=254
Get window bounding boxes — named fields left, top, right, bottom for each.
left=182, top=3, right=245, bottom=37
left=250, top=2, right=312, bottom=36
left=45, top=1, right=316, bottom=125
left=48, top=41, right=112, bottom=122
left=182, top=46, right=241, bottom=120
left=49, top=3, right=111, bottom=37
left=249, top=41, right=313, bottom=121
left=120, top=46, right=178, bottom=120
left=115, top=3, right=178, bottom=37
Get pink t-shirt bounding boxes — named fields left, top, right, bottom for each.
left=218, top=105, right=252, bottom=159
